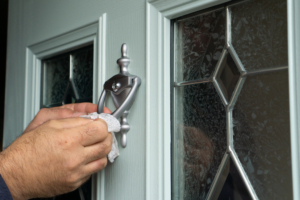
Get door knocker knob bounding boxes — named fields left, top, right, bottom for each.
left=97, top=43, right=141, bottom=148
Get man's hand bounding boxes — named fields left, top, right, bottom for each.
left=0, top=103, right=112, bottom=200
left=24, top=103, right=110, bottom=133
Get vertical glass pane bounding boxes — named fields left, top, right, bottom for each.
left=43, top=54, right=69, bottom=107
left=175, top=9, right=225, bottom=82
left=72, top=45, right=93, bottom=101
left=173, top=83, right=227, bottom=200
left=230, top=0, right=288, bottom=71
left=233, top=70, right=292, bottom=199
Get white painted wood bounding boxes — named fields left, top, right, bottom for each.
left=287, top=0, right=300, bottom=199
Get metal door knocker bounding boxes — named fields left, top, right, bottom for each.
left=97, top=43, right=141, bottom=148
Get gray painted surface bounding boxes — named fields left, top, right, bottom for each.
left=5, top=0, right=146, bottom=199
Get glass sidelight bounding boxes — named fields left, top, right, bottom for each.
left=37, top=45, right=94, bottom=200
left=41, top=45, right=93, bottom=108
left=171, top=0, right=291, bottom=199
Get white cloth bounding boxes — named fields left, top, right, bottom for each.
left=80, top=112, right=120, bottom=163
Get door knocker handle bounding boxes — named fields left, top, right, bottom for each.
left=97, top=43, right=141, bottom=148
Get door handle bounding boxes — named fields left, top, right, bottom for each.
left=97, top=43, right=141, bottom=148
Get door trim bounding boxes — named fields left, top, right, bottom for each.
left=287, top=0, right=300, bottom=199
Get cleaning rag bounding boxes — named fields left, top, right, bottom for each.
left=80, top=112, right=121, bottom=163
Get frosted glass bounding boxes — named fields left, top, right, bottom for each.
left=233, top=70, right=292, bottom=199
left=230, top=0, right=288, bottom=71
left=72, top=46, right=93, bottom=101
left=175, top=9, right=225, bottom=82
left=43, top=54, right=69, bottom=107
left=173, top=83, right=227, bottom=199
left=216, top=52, right=240, bottom=102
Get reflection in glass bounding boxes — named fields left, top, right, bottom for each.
left=43, top=54, right=69, bottom=107
left=72, top=46, right=93, bottom=101
left=230, top=0, right=288, bottom=71
left=218, top=159, right=251, bottom=200
left=216, top=52, right=240, bottom=102
left=175, top=9, right=225, bottom=82
left=173, top=83, right=227, bottom=200
left=233, top=70, right=292, bottom=199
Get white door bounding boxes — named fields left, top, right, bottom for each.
left=4, top=0, right=300, bottom=200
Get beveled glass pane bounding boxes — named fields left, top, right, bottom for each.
left=233, top=70, right=292, bottom=199
left=43, top=54, right=69, bottom=107
left=216, top=52, right=240, bottom=102
left=175, top=9, right=225, bottom=82
left=218, top=159, right=251, bottom=200
left=72, top=45, right=93, bottom=100
left=173, top=83, right=227, bottom=200
left=230, top=0, right=288, bottom=71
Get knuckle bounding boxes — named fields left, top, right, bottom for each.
left=39, top=108, right=49, bottom=115
left=65, top=173, right=80, bottom=187
left=45, top=119, right=57, bottom=127
left=95, top=119, right=108, bottom=132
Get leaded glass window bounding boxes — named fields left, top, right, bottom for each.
left=38, top=45, right=94, bottom=200
left=171, top=0, right=291, bottom=199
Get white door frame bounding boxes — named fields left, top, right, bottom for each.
left=146, top=0, right=300, bottom=199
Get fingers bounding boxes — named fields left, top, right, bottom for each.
left=83, top=133, right=112, bottom=164
left=83, top=157, right=108, bottom=175
left=69, top=119, right=109, bottom=146
left=24, top=107, right=78, bottom=133
left=61, top=103, right=111, bottom=114
left=45, top=118, right=94, bottom=129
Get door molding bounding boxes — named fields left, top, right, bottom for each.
left=146, top=1, right=230, bottom=200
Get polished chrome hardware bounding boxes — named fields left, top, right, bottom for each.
left=97, top=43, right=141, bottom=148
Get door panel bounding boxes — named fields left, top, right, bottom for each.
left=5, top=0, right=146, bottom=199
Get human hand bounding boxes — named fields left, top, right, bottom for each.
left=24, top=103, right=110, bottom=133
left=0, top=103, right=112, bottom=200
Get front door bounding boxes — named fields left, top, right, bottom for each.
left=4, top=0, right=300, bottom=199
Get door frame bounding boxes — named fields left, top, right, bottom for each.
left=287, top=0, right=300, bottom=199
left=146, top=0, right=300, bottom=199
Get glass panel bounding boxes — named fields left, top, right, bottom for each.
left=216, top=51, right=240, bottom=102
left=218, top=159, right=251, bottom=200
left=233, top=70, right=292, bottom=199
left=173, top=83, right=227, bottom=200
left=72, top=45, right=93, bottom=101
left=43, top=54, right=69, bottom=107
left=175, top=9, right=226, bottom=82
left=230, top=0, right=288, bottom=71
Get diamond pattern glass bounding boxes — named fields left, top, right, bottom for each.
left=218, top=159, right=251, bottom=200
left=175, top=9, right=226, bottom=82
left=216, top=52, right=240, bottom=102
left=230, top=0, right=288, bottom=71
left=42, top=54, right=69, bottom=107
left=72, top=46, right=93, bottom=101
left=233, top=70, right=292, bottom=199
left=173, top=83, right=227, bottom=200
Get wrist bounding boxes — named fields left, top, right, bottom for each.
left=0, top=151, right=27, bottom=200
